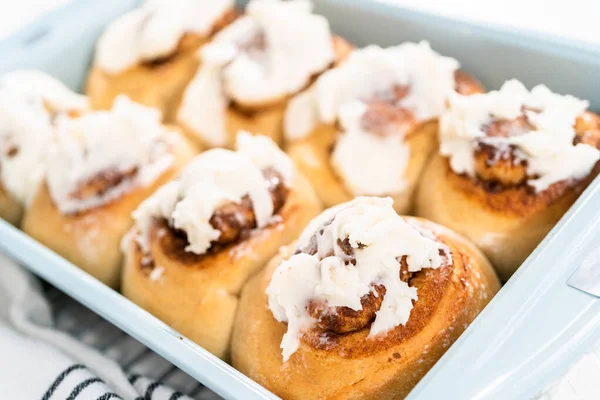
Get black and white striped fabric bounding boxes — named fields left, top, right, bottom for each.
left=37, top=364, right=191, bottom=400
left=0, top=252, right=192, bottom=400
left=36, top=364, right=194, bottom=400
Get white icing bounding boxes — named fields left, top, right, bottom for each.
left=95, top=0, right=234, bottom=74
left=46, top=96, right=174, bottom=214
left=178, top=0, right=334, bottom=146
left=150, top=266, right=165, bottom=281
left=132, top=132, right=294, bottom=255
left=266, top=197, right=448, bottom=361
left=177, top=51, right=232, bottom=146
left=285, top=43, right=458, bottom=196
left=284, top=42, right=459, bottom=140
left=236, top=131, right=295, bottom=184
left=440, top=79, right=600, bottom=191
left=0, top=71, right=88, bottom=204
left=330, top=101, right=409, bottom=195
left=0, top=70, right=88, bottom=112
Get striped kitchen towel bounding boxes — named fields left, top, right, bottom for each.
left=0, top=252, right=191, bottom=400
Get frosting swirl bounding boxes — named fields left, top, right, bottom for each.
left=178, top=0, right=335, bottom=146
left=284, top=43, right=464, bottom=196
left=47, top=96, right=174, bottom=214
left=440, top=79, right=600, bottom=192
left=132, top=132, right=294, bottom=256
left=0, top=71, right=87, bottom=204
left=95, top=0, right=234, bottom=74
left=266, top=197, right=449, bottom=361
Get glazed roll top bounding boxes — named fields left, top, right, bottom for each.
left=46, top=96, right=176, bottom=214
left=284, top=42, right=479, bottom=197
left=440, top=79, right=600, bottom=192
left=267, top=196, right=451, bottom=361
left=95, top=0, right=235, bottom=74
left=131, top=132, right=295, bottom=258
left=0, top=70, right=88, bottom=205
left=178, top=0, right=335, bottom=146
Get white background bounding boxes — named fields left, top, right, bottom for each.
left=1, top=0, right=600, bottom=46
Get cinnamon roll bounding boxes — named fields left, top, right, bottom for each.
left=284, top=42, right=483, bottom=214
left=0, top=70, right=88, bottom=226
left=86, top=0, right=237, bottom=120
left=232, top=197, right=500, bottom=399
left=22, top=96, right=197, bottom=287
left=175, top=0, right=352, bottom=148
left=121, top=132, right=321, bottom=359
left=416, top=79, right=600, bottom=280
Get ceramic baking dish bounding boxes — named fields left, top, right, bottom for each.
left=0, top=0, right=598, bottom=399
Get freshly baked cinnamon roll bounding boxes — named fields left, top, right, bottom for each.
left=232, top=197, right=499, bottom=399
left=284, top=42, right=483, bottom=214
left=0, top=70, right=88, bottom=226
left=121, top=132, right=321, bottom=359
left=86, top=0, right=237, bottom=120
left=176, top=0, right=352, bottom=148
left=416, top=79, right=600, bottom=280
left=22, top=96, right=197, bottom=287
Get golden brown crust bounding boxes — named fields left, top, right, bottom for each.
left=121, top=171, right=322, bottom=359
left=416, top=153, right=599, bottom=281
left=86, top=9, right=238, bottom=120
left=0, top=182, right=23, bottom=226
left=21, top=129, right=198, bottom=288
left=231, top=217, right=500, bottom=399
left=331, top=36, right=354, bottom=66
left=176, top=36, right=354, bottom=149
left=574, top=112, right=600, bottom=148
left=448, top=161, right=599, bottom=217
left=416, top=107, right=600, bottom=280
left=454, top=70, right=484, bottom=96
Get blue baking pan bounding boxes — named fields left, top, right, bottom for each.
left=0, top=1, right=598, bottom=399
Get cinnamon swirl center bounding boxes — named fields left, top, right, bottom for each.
left=142, top=9, right=239, bottom=68
left=70, top=166, right=139, bottom=203
left=156, top=167, right=289, bottom=263
left=359, top=85, right=416, bottom=138
left=293, top=216, right=449, bottom=336
left=473, top=111, right=600, bottom=191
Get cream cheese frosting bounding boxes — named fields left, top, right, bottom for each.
left=46, top=96, right=174, bottom=214
left=440, top=79, right=600, bottom=192
left=95, top=0, right=234, bottom=74
left=178, top=0, right=335, bottom=146
left=330, top=101, right=411, bottom=196
left=284, top=42, right=459, bottom=196
left=0, top=70, right=88, bottom=205
left=132, top=132, right=294, bottom=255
left=266, top=197, right=449, bottom=361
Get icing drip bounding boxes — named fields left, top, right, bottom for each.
left=440, top=79, right=600, bottom=191
left=178, top=0, right=334, bottom=146
left=132, top=132, right=294, bottom=255
left=285, top=42, right=459, bottom=195
left=46, top=96, right=174, bottom=214
left=95, top=0, right=234, bottom=74
left=0, top=71, right=87, bottom=204
left=267, top=197, right=449, bottom=361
